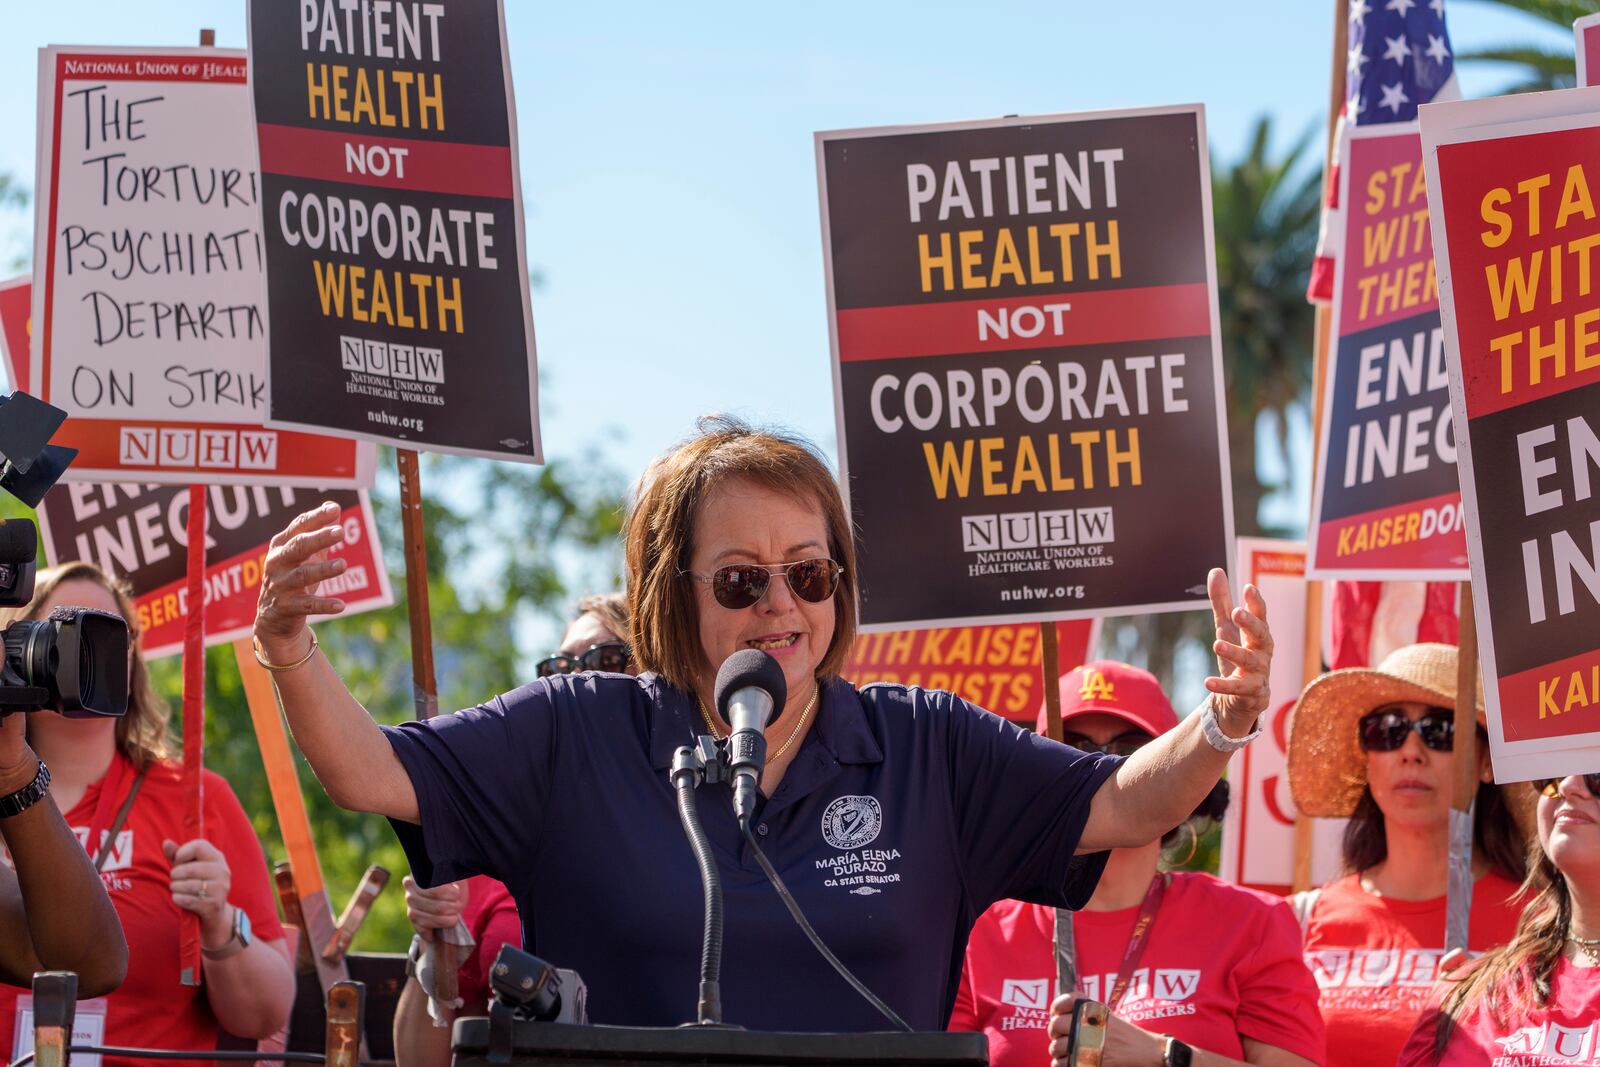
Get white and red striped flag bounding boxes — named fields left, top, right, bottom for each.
left=1307, top=0, right=1459, bottom=303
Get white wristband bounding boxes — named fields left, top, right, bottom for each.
left=1200, top=698, right=1261, bottom=753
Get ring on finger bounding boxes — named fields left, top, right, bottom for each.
left=198, top=879, right=208, bottom=900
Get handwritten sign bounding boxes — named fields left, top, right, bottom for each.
left=30, top=46, right=374, bottom=486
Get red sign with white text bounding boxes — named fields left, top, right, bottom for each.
left=0, top=278, right=29, bottom=393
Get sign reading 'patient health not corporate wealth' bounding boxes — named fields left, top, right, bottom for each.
left=30, top=46, right=372, bottom=487
left=1423, top=88, right=1600, bottom=782
left=248, top=0, right=542, bottom=462
left=817, top=106, right=1234, bottom=631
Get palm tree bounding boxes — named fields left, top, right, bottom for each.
left=1457, top=0, right=1596, bottom=91
left=1104, top=116, right=1323, bottom=689
left=0, top=172, right=26, bottom=273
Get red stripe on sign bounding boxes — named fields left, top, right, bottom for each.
left=257, top=124, right=513, bottom=199
left=835, top=283, right=1211, bottom=362
left=1312, top=490, right=1470, bottom=574
left=1499, top=646, right=1600, bottom=743
left=54, top=418, right=363, bottom=480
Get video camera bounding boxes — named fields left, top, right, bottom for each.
left=0, top=391, right=127, bottom=717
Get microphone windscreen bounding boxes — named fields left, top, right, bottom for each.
left=714, top=648, right=787, bottom=723
left=0, top=519, right=37, bottom=565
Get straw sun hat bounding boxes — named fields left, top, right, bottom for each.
left=1287, top=643, right=1481, bottom=819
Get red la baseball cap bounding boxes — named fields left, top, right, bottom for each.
left=1036, top=660, right=1179, bottom=739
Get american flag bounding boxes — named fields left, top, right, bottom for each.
left=1306, top=0, right=1458, bottom=302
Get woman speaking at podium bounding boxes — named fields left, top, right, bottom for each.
left=252, top=416, right=1273, bottom=1031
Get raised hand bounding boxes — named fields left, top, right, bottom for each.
left=254, top=501, right=348, bottom=659
left=1202, top=567, right=1273, bottom=734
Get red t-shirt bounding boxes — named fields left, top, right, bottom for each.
left=1302, top=872, right=1523, bottom=1067
left=1396, top=959, right=1600, bottom=1066
left=950, top=872, right=1325, bottom=1067
left=457, top=875, right=520, bottom=1013
left=0, top=755, right=285, bottom=1066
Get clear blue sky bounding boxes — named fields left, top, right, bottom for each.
left=0, top=1, right=1571, bottom=650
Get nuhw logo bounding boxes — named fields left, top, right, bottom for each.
left=1495, top=1022, right=1597, bottom=1060
left=961, top=509, right=1113, bottom=552
left=1000, top=979, right=1050, bottom=1010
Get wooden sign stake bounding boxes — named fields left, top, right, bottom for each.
left=1445, top=582, right=1478, bottom=953
left=233, top=639, right=354, bottom=994
left=1292, top=0, right=1350, bottom=893
left=396, top=448, right=459, bottom=1006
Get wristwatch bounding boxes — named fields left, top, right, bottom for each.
left=1200, top=698, right=1261, bottom=753
left=0, top=760, right=50, bottom=820
left=202, top=905, right=254, bottom=960
left=1163, top=1036, right=1194, bottom=1067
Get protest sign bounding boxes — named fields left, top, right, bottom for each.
left=1421, top=88, right=1600, bottom=781
left=0, top=277, right=29, bottom=392
left=842, top=619, right=1097, bottom=722
left=36, top=483, right=391, bottom=660
left=31, top=47, right=374, bottom=487
left=1578, top=14, right=1600, bottom=87
left=0, top=297, right=393, bottom=658
left=817, top=106, right=1233, bottom=630
left=1217, top=539, right=1344, bottom=894
left=247, top=0, right=542, bottom=462
left=1306, top=126, right=1469, bottom=580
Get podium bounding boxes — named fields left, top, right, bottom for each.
left=451, top=1019, right=989, bottom=1067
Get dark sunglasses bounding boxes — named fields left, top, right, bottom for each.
left=685, top=558, right=844, bottom=610
left=1535, top=774, right=1600, bottom=798
left=1358, top=706, right=1454, bottom=753
left=536, top=641, right=631, bottom=678
left=1062, top=730, right=1153, bottom=757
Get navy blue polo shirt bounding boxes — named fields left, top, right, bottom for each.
left=382, top=672, right=1119, bottom=1032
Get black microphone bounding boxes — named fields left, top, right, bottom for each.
left=714, top=649, right=787, bottom=824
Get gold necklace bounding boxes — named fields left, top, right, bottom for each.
left=1569, top=930, right=1600, bottom=965
left=699, top=682, right=820, bottom=762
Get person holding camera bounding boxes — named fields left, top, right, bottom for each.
left=0, top=643, right=127, bottom=997
left=0, top=562, right=295, bottom=1061
left=255, top=416, right=1274, bottom=1030
left=1397, top=771, right=1600, bottom=1064
left=1286, top=644, right=1530, bottom=1067
left=951, top=662, right=1324, bottom=1067
left=393, top=592, right=632, bottom=1066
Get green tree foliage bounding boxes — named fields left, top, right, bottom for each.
left=1457, top=0, right=1593, bottom=92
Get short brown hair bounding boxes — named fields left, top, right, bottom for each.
left=625, top=416, right=858, bottom=692
left=574, top=592, right=630, bottom=643
left=0, top=561, right=174, bottom=770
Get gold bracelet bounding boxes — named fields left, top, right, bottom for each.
left=253, top=630, right=319, bottom=673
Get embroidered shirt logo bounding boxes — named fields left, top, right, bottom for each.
left=1078, top=669, right=1116, bottom=702
left=821, top=795, right=882, bottom=850
left=1001, top=979, right=1050, bottom=1009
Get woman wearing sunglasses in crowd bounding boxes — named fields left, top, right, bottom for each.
left=1284, top=644, right=1530, bottom=1067
left=251, top=415, right=1275, bottom=1030
left=393, top=591, right=633, bottom=1067
left=1397, top=772, right=1600, bottom=1065
left=951, top=662, right=1324, bottom=1067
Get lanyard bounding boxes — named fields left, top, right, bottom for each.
left=1049, top=872, right=1169, bottom=1010
left=84, top=753, right=132, bottom=862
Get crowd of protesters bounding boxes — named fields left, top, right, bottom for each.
left=0, top=419, right=1590, bottom=1066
